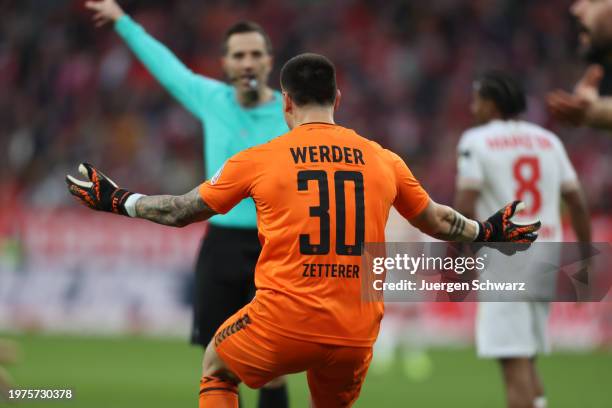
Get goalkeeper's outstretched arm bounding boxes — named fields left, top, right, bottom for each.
left=408, top=199, right=541, bottom=244
left=409, top=200, right=479, bottom=242
left=66, top=163, right=216, bottom=228
left=133, top=188, right=215, bottom=227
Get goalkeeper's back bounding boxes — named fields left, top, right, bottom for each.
left=198, top=120, right=431, bottom=347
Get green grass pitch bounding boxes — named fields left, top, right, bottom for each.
left=1, top=333, right=610, bottom=407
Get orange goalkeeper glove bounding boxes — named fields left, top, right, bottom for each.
left=65, top=163, right=134, bottom=216
left=475, top=201, right=541, bottom=243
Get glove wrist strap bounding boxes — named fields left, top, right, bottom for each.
left=474, top=221, right=487, bottom=242
left=124, top=193, right=145, bottom=218
left=110, top=189, right=134, bottom=216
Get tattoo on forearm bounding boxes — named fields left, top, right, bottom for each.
left=448, top=211, right=467, bottom=240
left=135, top=187, right=215, bottom=227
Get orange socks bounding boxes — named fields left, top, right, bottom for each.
left=199, top=376, right=239, bottom=408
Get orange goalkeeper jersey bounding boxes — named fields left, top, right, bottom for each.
left=199, top=123, right=430, bottom=347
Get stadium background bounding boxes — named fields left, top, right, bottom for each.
left=1, top=0, right=611, bottom=407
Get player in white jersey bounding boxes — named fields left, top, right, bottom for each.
left=455, top=71, right=592, bottom=408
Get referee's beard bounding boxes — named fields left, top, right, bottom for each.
left=227, top=75, right=261, bottom=106
left=243, top=87, right=260, bottom=105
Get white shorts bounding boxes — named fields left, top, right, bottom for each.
left=476, top=302, right=550, bottom=358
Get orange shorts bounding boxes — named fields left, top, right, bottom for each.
left=214, top=306, right=372, bottom=408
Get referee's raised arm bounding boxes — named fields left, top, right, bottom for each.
left=85, top=0, right=223, bottom=118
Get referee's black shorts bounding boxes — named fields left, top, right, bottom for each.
left=190, top=224, right=261, bottom=346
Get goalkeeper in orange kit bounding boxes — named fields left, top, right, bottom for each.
left=66, top=53, right=540, bottom=407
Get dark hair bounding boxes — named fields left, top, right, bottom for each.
left=222, top=21, right=273, bottom=55
left=280, top=53, right=337, bottom=106
left=475, top=70, right=527, bottom=118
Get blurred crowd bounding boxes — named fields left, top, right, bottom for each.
left=2, top=0, right=612, bottom=214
